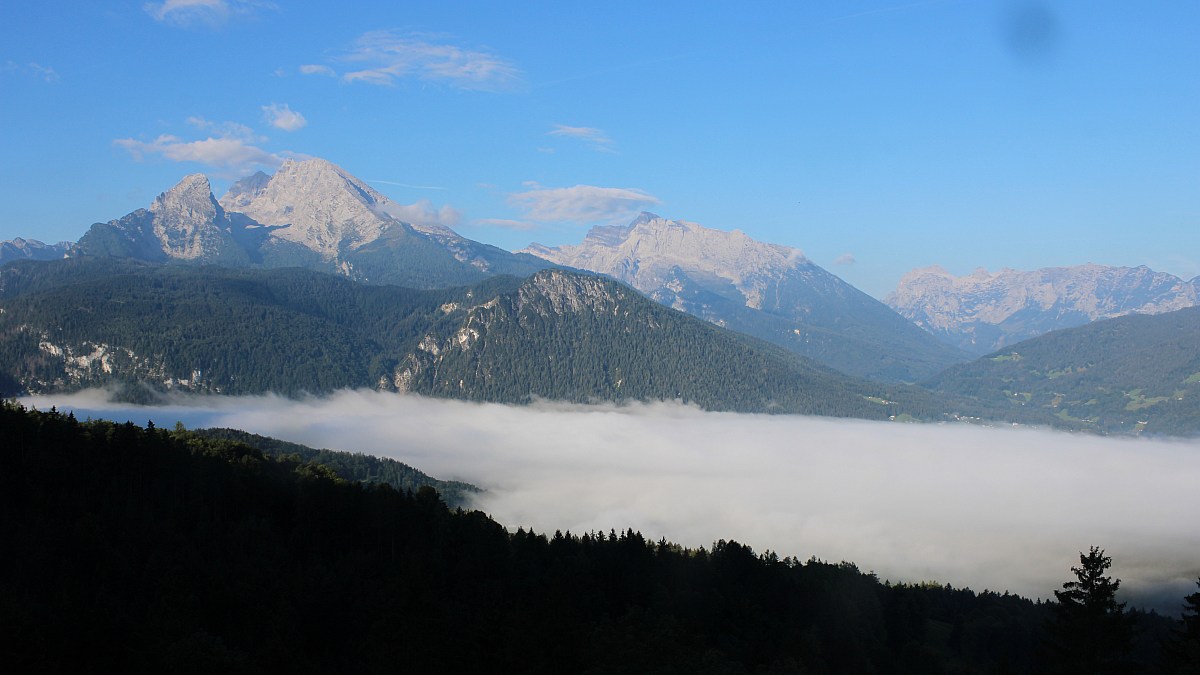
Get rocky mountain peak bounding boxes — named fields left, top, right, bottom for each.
left=217, top=158, right=396, bottom=258
left=220, top=170, right=272, bottom=211
left=151, top=174, right=217, bottom=219
left=146, top=174, right=226, bottom=260
left=519, top=269, right=625, bottom=316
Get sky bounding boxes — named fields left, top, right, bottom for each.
left=1, top=0, right=1198, bottom=298
left=24, top=389, right=1200, bottom=616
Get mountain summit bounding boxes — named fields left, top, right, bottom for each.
left=523, top=214, right=968, bottom=382
left=76, top=158, right=550, bottom=288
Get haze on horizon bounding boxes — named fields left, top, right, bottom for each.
left=2, top=1, right=1198, bottom=298
left=25, top=388, right=1200, bottom=616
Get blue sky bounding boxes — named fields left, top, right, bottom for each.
left=1, top=0, right=1197, bottom=298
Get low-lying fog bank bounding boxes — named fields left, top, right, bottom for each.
left=23, top=389, right=1200, bottom=615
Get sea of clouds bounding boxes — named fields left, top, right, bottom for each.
left=23, top=388, right=1200, bottom=615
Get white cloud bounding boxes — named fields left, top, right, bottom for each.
left=144, top=0, right=275, bottom=27
left=834, top=253, right=856, bottom=266
left=28, top=390, right=1200, bottom=615
left=116, top=117, right=280, bottom=173
left=470, top=218, right=539, bottom=231
left=377, top=199, right=462, bottom=228
left=339, top=31, right=521, bottom=92
left=509, top=185, right=660, bottom=224
left=299, top=64, right=336, bottom=77
left=115, top=136, right=280, bottom=174
left=261, top=103, right=307, bottom=132
left=548, top=125, right=615, bottom=152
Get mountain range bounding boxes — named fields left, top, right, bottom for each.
left=0, top=257, right=945, bottom=420
left=888, top=264, right=1200, bottom=354
left=28, top=157, right=964, bottom=383
left=3, top=157, right=1198, bottom=435
left=0, top=237, right=73, bottom=266
left=76, top=158, right=551, bottom=289
left=523, top=214, right=968, bottom=382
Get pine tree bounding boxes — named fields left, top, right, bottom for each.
left=1041, top=546, right=1136, bottom=674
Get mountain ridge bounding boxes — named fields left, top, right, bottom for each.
left=888, top=263, right=1199, bottom=354
left=0, top=258, right=941, bottom=421
left=522, top=213, right=969, bottom=382
left=74, top=158, right=552, bottom=289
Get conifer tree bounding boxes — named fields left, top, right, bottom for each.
left=1042, top=547, right=1135, bottom=674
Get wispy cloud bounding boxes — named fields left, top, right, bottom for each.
left=834, top=253, right=856, bottom=266
left=115, top=117, right=280, bottom=174
left=338, top=31, right=521, bottom=92
left=548, top=125, right=615, bottom=153
left=2, top=61, right=59, bottom=83
left=299, top=64, right=336, bottom=77
left=144, top=0, right=275, bottom=28
left=510, top=184, right=660, bottom=224
left=29, top=390, right=1200, bottom=616
left=261, top=103, right=307, bottom=132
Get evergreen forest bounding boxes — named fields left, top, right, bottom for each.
left=3, top=401, right=1195, bottom=673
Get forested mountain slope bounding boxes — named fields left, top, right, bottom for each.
left=0, top=258, right=942, bottom=420
left=924, top=306, right=1200, bottom=435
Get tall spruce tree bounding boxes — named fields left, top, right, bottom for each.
left=1041, top=546, right=1136, bottom=674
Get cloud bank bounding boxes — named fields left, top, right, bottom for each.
left=27, top=389, right=1200, bottom=615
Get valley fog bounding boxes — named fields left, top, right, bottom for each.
left=26, top=389, right=1200, bottom=615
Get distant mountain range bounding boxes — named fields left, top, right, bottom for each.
left=523, top=214, right=967, bottom=382
left=888, top=264, right=1199, bottom=354
left=0, top=237, right=73, bottom=266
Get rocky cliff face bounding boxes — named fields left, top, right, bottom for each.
left=886, top=264, right=1200, bottom=354
left=523, top=213, right=968, bottom=382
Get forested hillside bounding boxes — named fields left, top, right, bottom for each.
left=0, top=258, right=951, bottom=421
left=2, top=402, right=1186, bottom=673
left=191, top=427, right=479, bottom=507
left=924, top=307, right=1200, bottom=436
